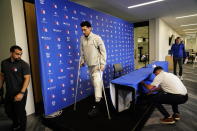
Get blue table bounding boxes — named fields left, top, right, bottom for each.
left=110, top=61, right=168, bottom=112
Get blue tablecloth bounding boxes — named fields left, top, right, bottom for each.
left=110, top=61, right=169, bottom=112
left=111, top=61, right=168, bottom=90
left=111, top=68, right=153, bottom=89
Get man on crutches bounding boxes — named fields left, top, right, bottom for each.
left=79, top=21, right=109, bottom=118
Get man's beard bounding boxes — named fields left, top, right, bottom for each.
left=14, top=58, right=21, bottom=62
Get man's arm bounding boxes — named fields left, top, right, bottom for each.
left=0, top=72, right=4, bottom=89
left=170, top=44, right=174, bottom=56
left=141, top=81, right=155, bottom=90
left=14, top=63, right=31, bottom=101
left=182, top=44, right=187, bottom=58
left=97, top=36, right=107, bottom=71
left=14, top=74, right=30, bottom=101
left=21, top=75, right=30, bottom=93
left=80, top=37, right=85, bottom=67
left=140, top=81, right=162, bottom=94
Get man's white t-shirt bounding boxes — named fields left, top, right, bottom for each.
left=151, top=71, right=187, bottom=95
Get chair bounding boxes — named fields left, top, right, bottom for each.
left=193, top=56, right=197, bottom=68
left=113, top=63, right=123, bottom=79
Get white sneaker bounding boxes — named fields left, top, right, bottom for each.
left=180, top=76, right=183, bottom=80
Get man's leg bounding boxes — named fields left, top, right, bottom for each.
left=172, top=104, right=179, bottom=114
left=178, top=58, right=183, bottom=76
left=4, top=97, right=19, bottom=129
left=152, top=93, right=171, bottom=118
left=13, top=93, right=27, bottom=131
left=173, top=57, right=178, bottom=75
left=88, top=66, right=103, bottom=117
left=172, top=94, right=188, bottom=120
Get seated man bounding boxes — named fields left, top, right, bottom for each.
left=141, top=66, right=188, bottom=124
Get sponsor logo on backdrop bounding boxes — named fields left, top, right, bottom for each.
left=72, top=17, right=78, bottom=21
left=52, top=94, right=55, bottom=98
left=39, top=0, right=45, bottom=4
left=61, top=90, right=65, bottom=94
left=73, top=10, right=77, bottom=14
left=41, top=36, right=51, bottom=40
left=45, top=53, right=50, bottom=58
left=47, top=86, right=56, bottom=90
left=41, top=17, right=47, bottom=23
left=80, top=11, right=86, bottom=16
left=58, top=76, right=66, bottom=80
left=52, top=101, right=56, bottom=106
left=63, top=22, right=70, bottom=26
left=53, top=29, right=62, bottom=32
left=63, top=6, right=68, bottom=11
left=66, top=67, right=74, bottom=70
left=63, top=98, right=67, bottom=102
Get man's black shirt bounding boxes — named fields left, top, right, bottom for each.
left=1, top=58, right=30, bottom=98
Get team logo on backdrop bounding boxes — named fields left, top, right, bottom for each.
left=42, top=27, right=48, bottom=32
left=52, top=3, right=58, bottom=8
left=41, top=9, right=46, bottom=14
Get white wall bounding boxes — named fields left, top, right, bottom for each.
left=10, top=0, right=35, bottom=115
left=0, top=0, right=16, bottom=65
left=149, top=18, right=180, bottom=61
left=0, top=0, right=35, bottom=115
left=185, top=37, right=197, bottom=52
left=149, top=19, right=156, bottom=62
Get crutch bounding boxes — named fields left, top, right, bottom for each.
left=98, top=61, right=111, bottom=120
left=74, top=56, right=81, bottom=111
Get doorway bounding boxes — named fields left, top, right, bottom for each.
left=24, top=1, right=43, bottom=114
left=134, top=21, right=149, bottom=69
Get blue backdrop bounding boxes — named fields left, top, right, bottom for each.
left=35, top=0, right=134, bottom=115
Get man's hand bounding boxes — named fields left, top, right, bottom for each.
left=100, top=65, right=105, bottom=71
left=140, top=81, right=145, bottom=86
left=14, top=93, right=24, bottom=101
left=80, top=62, right=85, bottom=67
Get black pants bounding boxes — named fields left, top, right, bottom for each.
left=151, top=92, right=188, bottom=118
left=173, top=57, right=183, bottom=76
left=4, top=93, right=27, bottom=131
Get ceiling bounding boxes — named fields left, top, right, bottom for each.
left=70, top=0, right=197, bottom=36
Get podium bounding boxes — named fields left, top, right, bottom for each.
left=165, top=55, right=173, bottom=71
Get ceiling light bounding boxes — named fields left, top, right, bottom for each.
left=181, top=23, right=197, bottom=27
left=183, top=28, right=197, bottom=31
left=176, top=13, right=197, bottom=19
left=128, top=0, right=165, bottom=9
